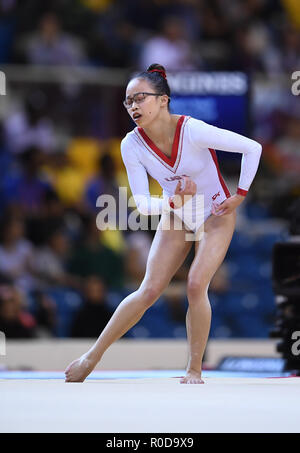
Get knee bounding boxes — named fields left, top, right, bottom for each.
left=187, top=276, right=208, bottom=302
left=138, top=283, right=164, bottom=309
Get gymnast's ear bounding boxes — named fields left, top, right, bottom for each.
left=160, top=94, right=170, bottom=108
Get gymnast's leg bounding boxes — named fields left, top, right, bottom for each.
left=182, top=210, right=236, bottom=384
left=65, top=214, right=192, bottom=382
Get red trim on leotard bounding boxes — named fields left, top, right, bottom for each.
left=209, top=148, right=231, bottom=198
left=138, top=115, right=185, bottom=168
left=237, top=187, right=248, bottom=196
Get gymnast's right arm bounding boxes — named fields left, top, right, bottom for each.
left=121, top=136, right=164, bottom=216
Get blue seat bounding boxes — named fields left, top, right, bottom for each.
left=231, top=313, right=271, bottom=338
left=254, top=234, right=281, bottom=258
left=0, top=20, right=15, bottom=63
left=244, top=202, right=270, bottom=220
left=227, top=232, right=256, bottom=259
left=210, top=311, right=234, bottom=338
left=46, top=288, right=82, bottom=337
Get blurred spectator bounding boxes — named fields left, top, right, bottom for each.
left=196, top=3, right=232, bottom=70
left=120, top=0, right=164, bottom=32
left=33, top=228, right=81, bottom=291
left=26, top=188, right=66, bottom=246
left=29, top=289, right=58, bottom=337
left=0, top=123, right=14, bottom=202
left=67, top=215, right=124, bottom=289
left=90, top=16, right=140, bottom=68
left=282, top=0, right=300, bottom=29
left=0, top=284, right=37, bottom=338
left=83, top=152, right=122, bottom=215
left=139, top=15, right=197, bottom=71
left=263, top=112, right=300, bottom=183
left=1, top=145, right=53, bottom=215
left=18, top=12, right=87, bottom=66
left=288, top=198, right=300, bottom=236
left=70, top=275, right=112, bottom=338
left=3, top=91, right=57, bottom=154
left=0, top=215, right=37, bottom=292
left=121, top=0, right=199, bottom=39
left=272, top=114, right=300, bottom=178
left=79, top=0, right=114, bottom=14
left=215, top=0, right=278, bottom=27
left=262, top=110, right=300, bottom=217
left=279, top=25, right=300, bottom=73
left=230, top=23, right=268, bottom=72
left=0, top=0, right=16, bottom=63
left=230, top=20, right=300, bottom=74
left=43, top=151, right=87, bottom=210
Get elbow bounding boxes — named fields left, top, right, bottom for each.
left=246, top=140, right=262, bottom=159
left=254, top=141, right=262, bottom=156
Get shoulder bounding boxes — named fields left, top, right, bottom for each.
left=184, top=117, right=218, bottom=140
left=120, top=129, right=140, bottom=164
left=121, top=129, right=138, bottom=150
left=185, top=116, right=207, bottom=130
left=183, top=116, right=208, bottom=138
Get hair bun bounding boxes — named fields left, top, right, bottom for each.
left=147, top=64, right=167, bottom=80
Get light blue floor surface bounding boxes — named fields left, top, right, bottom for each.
left=0, top=369, right=294, bottom=379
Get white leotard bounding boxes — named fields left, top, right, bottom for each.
left=121, top=115, right=262, bottom=232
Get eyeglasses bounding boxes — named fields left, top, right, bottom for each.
left=123, top=92, right=165, bottom=109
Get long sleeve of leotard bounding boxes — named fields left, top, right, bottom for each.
left=121, top=136, right=166, bottom=215
left=189, top=119, right=262, bottom=195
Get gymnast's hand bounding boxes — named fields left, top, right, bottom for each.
left=212, top=193, right=245, bottom=216
left=170, top=176, right=197, bottom=209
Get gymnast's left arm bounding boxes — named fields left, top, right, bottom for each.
left=190, top=119, right=263, bottom=215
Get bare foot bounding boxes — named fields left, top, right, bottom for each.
left=65, top=354, right=96, bottom=382
left=180, top=370, right=204, bottom=384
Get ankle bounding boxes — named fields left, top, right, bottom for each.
left=186, top=367, right=202, bottom=376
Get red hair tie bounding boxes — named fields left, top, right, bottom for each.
left=148, top=69, right=167, bottom=79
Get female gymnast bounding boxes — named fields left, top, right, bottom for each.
left=65, top=64, right=262, bottom=384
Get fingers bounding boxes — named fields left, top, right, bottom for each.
left=179, top=177, right=186, bottom=192
left=180, top=176, right=196, bottom=195
left=211, top=201, right=233, bottom=216
left=213, top=209, right=227, bottom=216
left=174, top=177, right=197, bottom=200
left=212, top=201, right=229, bottom=216
left=174, top=180, right=182, bottom=194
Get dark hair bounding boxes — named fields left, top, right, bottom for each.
left=133, top=64, right=171, bottom=110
